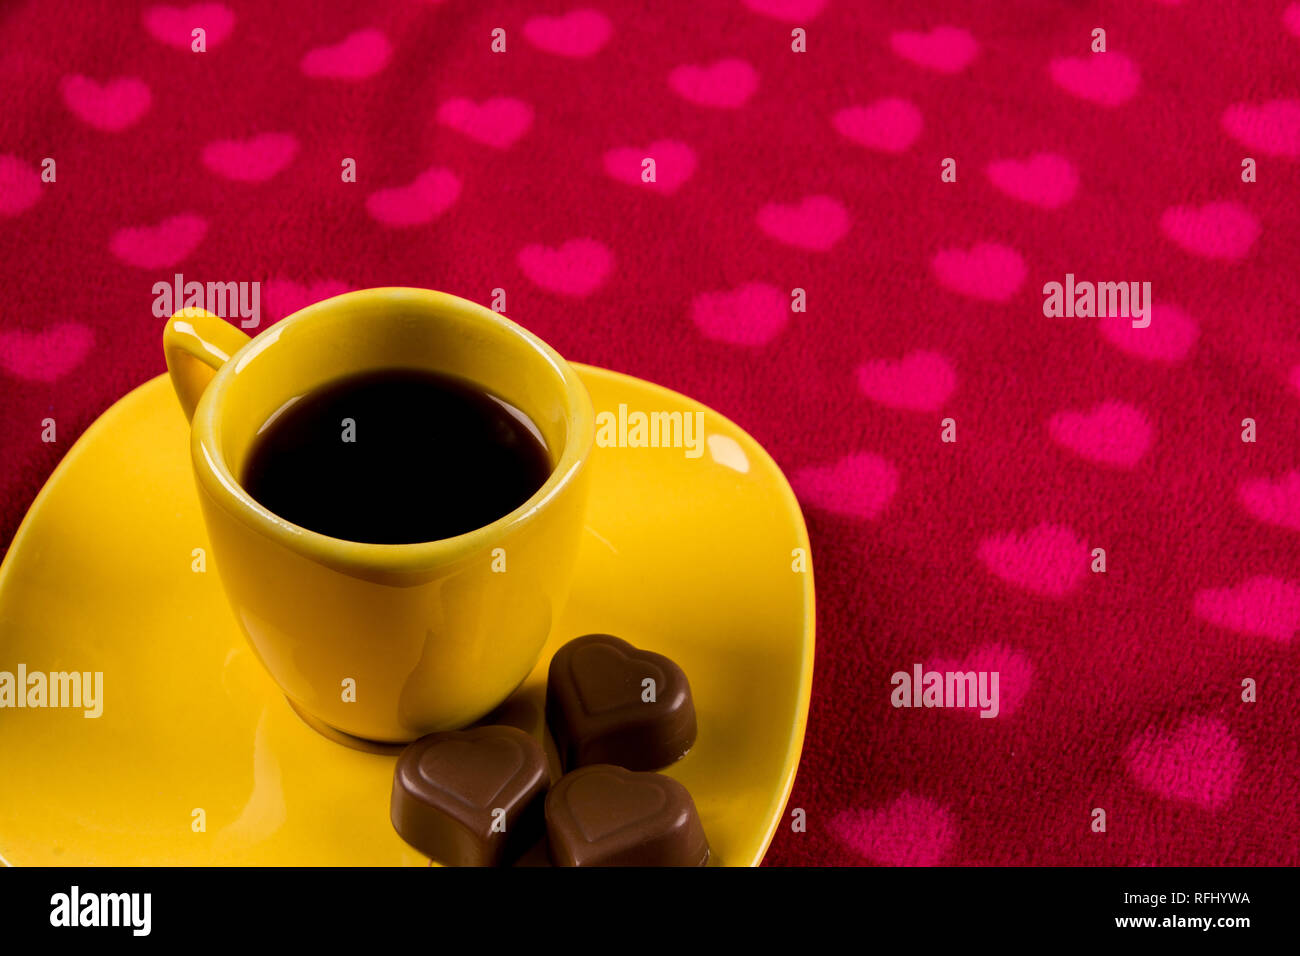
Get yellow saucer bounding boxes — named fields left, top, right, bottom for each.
left=0, top=366, right=813, bottom=866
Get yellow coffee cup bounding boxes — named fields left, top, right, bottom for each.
left=163, top=288, right=594, bottom=743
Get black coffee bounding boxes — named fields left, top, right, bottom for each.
left=242, top=369, right=552, bottom=544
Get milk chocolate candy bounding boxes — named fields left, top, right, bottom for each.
left=545, top=764, right=710, bottom=867
left=390, top=725, right=548, bottom=867
left=546, top=634, right=696, bottom=771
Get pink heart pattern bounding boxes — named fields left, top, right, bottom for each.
left=932, top=242, right=1025, bottom=301
left=1099, top=303, right=1198, bottom=364
left=741, top=0, right=827, bottom=21
left=0, top=155, right=42, bottom=217
left=690, top=282, right=788, bottom=346
left=977, top=523, right=1089, bottom=598
left=109, top=213, right=207, bottom=268
left=1193, top=576, right=1300, bottom=642
left=832, top=794, right=957, bottom=866
left=793, top=452, right=899, bottom=519
left=201, top=132, right=298, bottom=182
left=930, top=643, right=1034, bottom=717
left=1049, top=53, right=1140, bottom=107
left=436, top=97, right=533, bottom=149
left=1239, top=472, right=1300, bottom=532
left=60, top=75, right=151, bottom=131
left=603, top=140, right=696, bottom=194
left=143, top=3, right=235, bottom=50
left=1221, top=99, right=1300, bottom=159
left=517, top=239, right=613, bottom=297
left=856, top=350, right=956, bottom=412
left=365, top=167, right=460, bottom=227
left=300, top=28, right=391, bottom=79
left=523, top=9, right=612, bottom=58
left=668, top=59, right=758, bottom=109
left=0, top=323, right=94, bottom=383
left=1048, top=400, right=1153, bottom=468
left=756, top=195, right=849, bottom=251
left=1160, top=201, right=1260, bottom=260
left=1125, top=717, right=1242, bottom=810
left=833, top=98, right=923, bottom=153
left=985, top=153, right=1078, bottom=209
left=890, top=26, right=978, bottom=74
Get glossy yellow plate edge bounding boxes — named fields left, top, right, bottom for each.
left=571, top=364, right=816, bottom=865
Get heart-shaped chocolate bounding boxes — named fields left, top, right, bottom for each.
left=571, top=643, right=668, bottom=716
left=416, top=737, right=525, bottom=808
left=391, top=725, right=548, bottom=867
left=546, top=634, right=696, bottom=771
left=545, top=765, right=709, bottom=867
left=569, top=771, right=669, bottom=843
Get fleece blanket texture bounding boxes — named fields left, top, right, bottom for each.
left=2, top=0, right=1299, bottom=864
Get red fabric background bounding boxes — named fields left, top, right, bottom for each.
left=2, top=0, right=1299, bottom=865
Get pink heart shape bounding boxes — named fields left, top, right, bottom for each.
left=0, top=323, right=94, bottom=383
left=793, top=452, right=898, bottom=519
left=690, top=282, right=787, bottom=346
left=201, top=132, right=298, bottom=182
left=522, top=9, right=612, bottom=58
left=109, top=213, right=207, bottom=268
left=517, top=239, right=613, bottom=297
left=889, top=26, right=978, bottom=74
left=1048, top=400, right=1153, bottom=468
left=60, top=75, right=151, bottom=132
left=985, top=153, right=1078, bottom=209
left=365, top=167, right=460, bottom=227
left=1125, top=717, right=1242, bottom=810
left=977, top=522, right=1088, bottom=598
left=855, top=350, right=955, bottom=411
left=1221, top=99, right=1300, bottom=159
left=300, top=28, right=391, bottom=79
left=1099, top=302, right=1198, bottom=364
left=1160, top=201, right=1259, bottom=260
left=832, top=98, right=923, bottom=153
left=603, top=140, right=696, bottom=194
left=1194, top=576, right=1300, bottom=642
left=1049, top=53, right=1139, bottom=107
left=930, top=643, right=1034, bottom=717
left=831, top=794, right=956, bottom=866
left=143, top=3, right=235, bottom=50
left=932, top=242, right=1025, bottom=302
left=436, top=97, right=533, bottom=149
left=668, top=58, right=758, bottom=109
left=756, top=195, right=849, bottom=251
left=1239, top=471, right=1300, bottom=532
left=264, top=279, right=352, bottom=322
left=0, top=154, right=42, bottom=217
left=741, top=0, right=827, bottom=21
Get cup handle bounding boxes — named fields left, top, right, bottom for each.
left=163, top=308, right=253, bottom=422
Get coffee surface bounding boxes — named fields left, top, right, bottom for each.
left=242, top=369, right=551, bottom=544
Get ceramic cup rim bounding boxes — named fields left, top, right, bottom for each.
left=188, top=286, right=595, bottom=576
